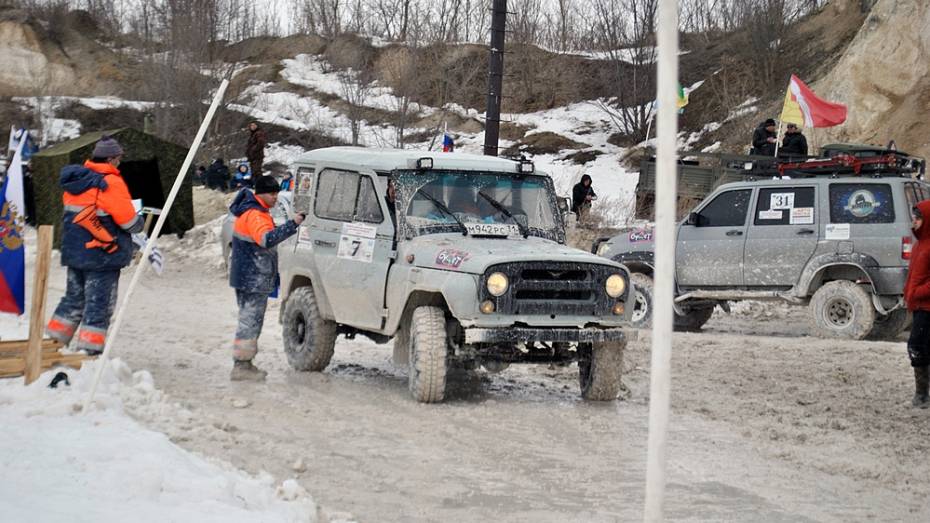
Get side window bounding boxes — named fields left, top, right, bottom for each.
left=905, top=183, right=920, bottom=217
left=315, top=169, right=359, bottom=221
left=754, top=187, right=815, bottom=226
left=697, top=189, right=751, bottom=227
left=356, top=176, right=384, bottom=224
left=829, top=183, right=895, bottom=224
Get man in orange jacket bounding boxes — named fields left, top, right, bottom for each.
left=228, top=176, right=304, bottom=380
left=46, top=136, right=143, bottom=355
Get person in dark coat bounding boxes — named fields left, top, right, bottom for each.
left=904, top=200, right=930, bottom=408
left=246, top=121, right=268, bottom=176
left=751, top=118, right=778, bottom=156
left=572, top=174, right=597, bottom=218
left=45, top=136, right=143, bottom=355
left=206, top=158, right=229, bottom=191
left=779, top=123, right=809, bottom=158
left=228, top=176, right=304, bottom=381
left=232, top=163, right=253, bottom=190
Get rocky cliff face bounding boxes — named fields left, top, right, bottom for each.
left=816, top=0, right=930, bottom=156
left=0, top=15, right=76, bottom=94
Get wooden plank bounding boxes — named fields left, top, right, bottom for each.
left=25, top=225, right=54, bottom=385
left=0, top=352, right=92, bottom=378
left=0, top=339, right=63, bottom=355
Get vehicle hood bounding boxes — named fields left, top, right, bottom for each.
left=600, top=225, right=658, bottom=258
left=404, top=235, right=623, bottom=274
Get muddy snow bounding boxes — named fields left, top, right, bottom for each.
left=3, top=192, right=930, bottom=520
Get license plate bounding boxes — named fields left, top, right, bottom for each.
left=465, top=223, right=519, bottom=237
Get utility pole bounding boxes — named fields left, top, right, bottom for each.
left=483, top=0, right=507, bottom=157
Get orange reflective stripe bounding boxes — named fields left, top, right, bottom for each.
left=47, top=318, right=76, bottom=336
left=78, top=329, right=106, bottom=347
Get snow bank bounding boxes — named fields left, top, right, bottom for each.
left=0, top=359, right=319, bottom=522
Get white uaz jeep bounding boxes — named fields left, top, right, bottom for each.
left=277, top=147, right=633, bottom=403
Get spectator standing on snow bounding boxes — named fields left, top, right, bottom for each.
left=45, top=136, right=143, bottom=355
left=232, top=163, right=253, bottom=190
left=228, top=176, right=304, bottom=381
left=751, top=118, right=778, bottom=156
left=905, top=200, right=930, bottom=408
left=780, top=123, right=809, bottom=158
left=572, top=174, right=597, bottom=221
left=245, top=121, right=267, bottom=176
left=280, top=171, right=294, bottom=192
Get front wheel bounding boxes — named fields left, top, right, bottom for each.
left=630, top=273, right=654, bottom=329
left=282, top=286, right=337, bottom=371
left=408, top=306, right=449, bottom=403
left=578, top=340, right=625, bottom=401
left=809, top=281, right=876, bottom=340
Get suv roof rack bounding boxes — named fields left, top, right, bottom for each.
left=739, top=152, right=926, bottom=180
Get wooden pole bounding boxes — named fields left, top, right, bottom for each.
left=83, top=79, right=229, bottom=412
left=644, top=0, right=678, bottom=520
left=24, top=225, right=53, bottom=385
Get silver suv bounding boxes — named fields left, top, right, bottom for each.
left=277, top=147, right=632, bottom=403
left=596, top=166, right=928, bottom=340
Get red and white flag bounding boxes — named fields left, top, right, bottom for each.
left=780, top=74, right=847, bottom=128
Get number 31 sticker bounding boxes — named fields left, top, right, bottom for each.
left=337, top=222, right=377, bottom=263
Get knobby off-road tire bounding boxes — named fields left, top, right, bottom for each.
left=408, top=306, right=449, bottom=403
left=809, top=281, right=876, bottom=340
left=282, top=286, right=337, bottom=371
left=867, top=309, right=911, bottom=341
left=674, top=306, right=715, bottom=332
left=630, top=273, right=654, bottom=329
left=578, top=340, right=625, bottom=401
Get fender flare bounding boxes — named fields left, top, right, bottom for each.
left=611, top=251, right=656, bottom=275
left=795, top=252, right=880, bottom=297
left=281, top=269, right=335, bottom=322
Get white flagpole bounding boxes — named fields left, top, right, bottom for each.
left=773, top=120, right=784, bottom=158
left=644, top=0, right=678, bottom=520
left=644, top=105, right=655, bottom=149
left=8, top=125, right=17, bottom=153
left=83, top=79, right=229, bottom=412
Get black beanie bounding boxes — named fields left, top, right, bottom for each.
left=254, top=176, right=280, bottom=195
left=764, top=118, right=776, bottom=126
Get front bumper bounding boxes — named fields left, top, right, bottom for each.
left=464, top=327, right=626, bottom=344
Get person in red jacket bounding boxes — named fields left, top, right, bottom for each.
left=904, top=199, right=930, bottom=408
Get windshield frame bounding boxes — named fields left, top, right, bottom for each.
left=393, top=169, right=565, bottom=243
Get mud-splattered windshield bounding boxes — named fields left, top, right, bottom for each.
left=394, top=170, right=563, bottom=241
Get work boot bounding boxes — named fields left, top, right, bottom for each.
left=230, top=360, right=267, bottom=382
left=913, top=366, right=930, bottom=409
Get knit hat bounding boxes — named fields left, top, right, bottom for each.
left=764, top=118, right=777, bottom=127
left=93, top=135, right=124, bottom=158
left=254, top=176, right=280, bottom=195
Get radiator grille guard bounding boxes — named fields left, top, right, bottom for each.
left=480, top=262, right=623, bottom=316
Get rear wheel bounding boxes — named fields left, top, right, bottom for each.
left=408, top=306, right=448, bottom=403
left=282, top=286, right=337, bottom=371
left=867, top=309, right=910, bottom=341
left=809, top=281, right=875, bottom=340
left=578, top=340, right=625, bottom=401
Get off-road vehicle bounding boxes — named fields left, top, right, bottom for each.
left=595, top=149, right=927, bottom=340
left=276, top=147, right=633, bottom=403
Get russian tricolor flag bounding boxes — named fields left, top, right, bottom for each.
left=0, top=136, right=26, bottom=315
left=442, top=133, right=454, bottom=152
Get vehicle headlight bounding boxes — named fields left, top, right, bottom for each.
left=605, top=274, right=626, bottom=298
left=486, top=272, right=509, bottom=297
left=596, top=242, right=611, bottom=256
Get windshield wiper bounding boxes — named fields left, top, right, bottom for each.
left=478, top=190, right=529, bottom=238
left=414, top=187, right=468, bottom=236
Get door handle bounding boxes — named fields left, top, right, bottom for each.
left=797, top=228, right=815, bottom=235
left=726, top=230, right=743, bottom=236
left=314, top=240, right=336, bottom=248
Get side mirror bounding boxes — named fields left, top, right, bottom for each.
left=685, top=212, right=701, bottom=226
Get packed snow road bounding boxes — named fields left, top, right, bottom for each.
left=31, top=242, right=922, bottom=522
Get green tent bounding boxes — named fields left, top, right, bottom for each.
left=31, top=128, right=193, bottom=244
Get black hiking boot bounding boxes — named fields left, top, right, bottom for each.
left=230, top=360, right=268, bottom=382
left=913, top=366, right=929, bottom=409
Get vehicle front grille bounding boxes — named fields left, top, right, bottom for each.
left=481, top=262, right=622, bottom=316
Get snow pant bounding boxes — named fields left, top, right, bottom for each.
left=46, top=268, right=120, bottom=354
left=233, top=290, right=268, bottom=361
left=249, top=157, right=264, bottom=177
left=908, top=310, right=930, bottom=367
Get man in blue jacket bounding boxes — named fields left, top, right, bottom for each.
left=229, top=176, right=304, bottom=381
